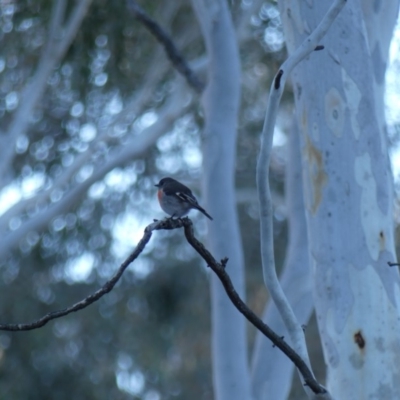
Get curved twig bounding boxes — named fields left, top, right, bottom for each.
left=182, top=219, right=326, bottom=395
left=0, top=217, right=326, bottom=394
left=0, top=218, right=187, bottom=331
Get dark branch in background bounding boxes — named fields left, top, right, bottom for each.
left=0, top=217, right=325, bottom=395
left=127, top=0, right=205, bottom=93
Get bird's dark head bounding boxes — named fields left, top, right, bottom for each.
left=155, top=177, right=174, bottom=188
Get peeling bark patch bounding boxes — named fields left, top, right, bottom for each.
left=325, top=88, right=344, bottom=137
left=355, top=153, right=386, bottom=260
left=341, top=69, right=361, bottom=139
left=305, top=135, right=327, bottom=214
left=354, top=330, right=365, bottom=349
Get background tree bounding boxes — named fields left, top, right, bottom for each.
left=0, top=0, right=399, bottom=399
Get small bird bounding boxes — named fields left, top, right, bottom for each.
left=155, top=177, right=213, bottom=220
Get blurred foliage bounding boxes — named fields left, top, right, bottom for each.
left=0, top=0, right=322, bottom=399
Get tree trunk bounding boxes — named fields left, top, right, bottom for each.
left=279, top=0, right=400, bottom=398
left=191, top=1, right=252, bottom=399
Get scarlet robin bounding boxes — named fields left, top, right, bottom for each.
left=155, top=177, right=213, bottom=220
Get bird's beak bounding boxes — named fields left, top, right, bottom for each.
left=154, top=183, right=159, bottom=187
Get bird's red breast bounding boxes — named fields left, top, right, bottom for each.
left=157, top=189, right=163, bottom=202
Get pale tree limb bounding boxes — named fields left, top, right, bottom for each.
left=48, top=0, right=67, bottom=39
left=0, top=86, right=191, bottom=258
left=191, top=0, right=252, bottom=399
left=0, top=0, right=92, bottom=186
left=251, top=120, right=313, bottom=400
left=0, top=216, right=327, bottom=397
left=256, top=0, right=346, bottom=398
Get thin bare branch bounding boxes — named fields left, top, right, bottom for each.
left=182, top=219, right=326, bottom=396
left=388, top=261, right=400, bottom=267
left=127, top=0, right=205, bottom=93
left=0, top=218, right=180, bottom=331
left=0, top=216, right=326, bottom=396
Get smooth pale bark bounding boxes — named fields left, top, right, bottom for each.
left=279, top=0, right=400, bottom=398
left=256, top=2, right=345, bottom=398
left=191, top=1, right=252, bottom=399
left=251, top=122, right=313, bottom=400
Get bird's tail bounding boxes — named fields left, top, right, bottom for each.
left=196, top=205, right=213, bottom=220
